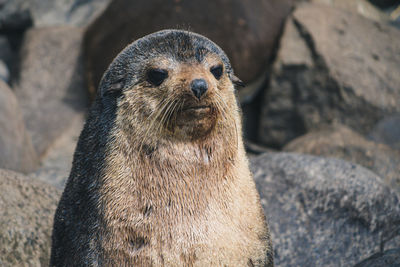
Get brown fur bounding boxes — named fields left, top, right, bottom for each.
left=51, top=30, right=273, bottom=266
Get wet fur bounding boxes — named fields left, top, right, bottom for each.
left=50, top=30, right=273, bottom=266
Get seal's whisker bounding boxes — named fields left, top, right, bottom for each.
left=213, top=92, right=238, bottom=151
left=139, top=97, right=171, bottom=153
left=167, top=99, right=182, bottom=129
left=158, top=97, right=177, bottom=130
left=175, top=100, right=185, bottom=125
left=156, top=96, right=181, bottom=136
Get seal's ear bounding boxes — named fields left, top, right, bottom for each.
left=230, top=74, right=245, bottom=88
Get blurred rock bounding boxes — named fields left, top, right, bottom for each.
left=13, top=26, right=89, bottom=158
left=0, top=169, right=61, bottom=266
left=245, top=139, right=276, bottom=156
left=311, top=0, right=390, bottom=21
left=30, top=113, right=85, bottom=189
left=258, top=3, right=400, bottom=148
left=368, top=0, right=399, bottom=9
left=28, top=0, right=110, bottom=27
left=0, top=36, right=12, bottom=66
left=0, top=36, right=11, bottom=83
left=251, top=153, right=400, bottom=267
left=0, top=0, right=109, bottom=27
left=84, top=0, right=293, bottom=95
left=354, top=248, right=400, bottom=267
left=0, top=0, right=32, bottom=33
left=0, top=80, right=37, bottom=173
left=368, top=114, right=400, bottom=150
left=0, top=60, right=9, bottom=82
left=283, top=124, right=400, bottom=193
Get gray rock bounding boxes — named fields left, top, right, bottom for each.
left=13, top=26, right=89, bottom=158
left=250, top=152, right=400, bottom=267
left=368, top=0, right=399, bottom=8
left=0, top=168, right=61, bottom=266
left=0, top=0, right=32, bottom=32
left=0, top=0, right=109, bottom=27
left=84, top=0, right=293, bottom=96
left=354, top=248, right=400, bottom=267
left=30, top=113, right=85, bottom=189
left=0, top=60, right=9, bottom=82
left=0, top=36, right=12, bottom=66
left=0, top=80, right=38, bottom=173
left=283, top=124, right=400, bottom=193
left=258, top=3, right=400, bottom=148
left=310, top=0, right=390, bottom=22
left=369, top=114, right=400, bottom=150
left=28, top=0, right=110, bottom=27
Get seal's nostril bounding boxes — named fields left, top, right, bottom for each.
left=190, top=79, right=208, bottom=100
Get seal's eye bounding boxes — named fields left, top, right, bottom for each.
left=147, top=68, right=168, bottom=86
left=210, top=65, right=223, bottom=80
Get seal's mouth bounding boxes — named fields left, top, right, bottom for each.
left=183, top=105, right=211, bottom=111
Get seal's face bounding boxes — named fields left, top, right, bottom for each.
left=141, top=53, right=234, bottom=140
left=101, top=30, right=242, bottom=142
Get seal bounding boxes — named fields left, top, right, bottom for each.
left=50, top=29, right=273, bottom=266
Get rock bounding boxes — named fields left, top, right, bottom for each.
left=251, top=153, right=400, bottom=267
left=283, top=124, right=400, bottom=193
left=369, top=114, right=400, bottom=150
left=368, top=0, right=399, bottom=9
left=0, top=0, right=32, bottom=33
left=0, top=169, right=61, bottom=266
left=258, top=3, right=400, bottom=148
left=311, top=0, right=390, bottom=22
left=28, top=0, right=110, bottom=27
left=84, top=0, right=293, bottom=95
left=0, top=36, right=12, bottom=66
left=245, top=139, right=277, bottom=156
left=0, top=80, right=37, bottom=173
left=13, top=26, right=89, bottom=158
left=30, top=113, right=85, bottom=189
left=0, top=60, right=9, bottom=82
left=354, top=248, right=400, bottom=267
left=0, top=0, right=109, bottom=28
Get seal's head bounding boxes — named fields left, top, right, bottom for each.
left=99, top=29, right=243, bottom=144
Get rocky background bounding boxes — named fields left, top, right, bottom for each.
left=0, top=0, right=400, bottom=266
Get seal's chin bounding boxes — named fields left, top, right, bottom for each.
left=171, top=105, right=218, bottom=140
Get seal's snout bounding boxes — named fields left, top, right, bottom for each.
left=190, top=79, right=208, bottom=99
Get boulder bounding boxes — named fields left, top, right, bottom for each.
left=84, top=0, right=293, bottom=95
left=368, top=0, right=399, bottom=8
left=250, top=152, right=400, bottom=266
left=0, top=36, right=13, bottom=66
left=0, top=80, right=37, bottom=173
left=0, top=0, right=32, bottom=33
left=28, top=0, right=110, bottom=27
left=283, top=124, right=400, bottom=193
left=30, top=114, right=85, bottom=189
left=0, top=169, right=61, bottom=266
left=0, top=60, right=9, bottom=82
left=354, top=248, right=400, bottom=267
left=13, top=26, right=89, bottom=158
left=0, top=0, right=109, bottom=28
left=258, top=3, right=400, bottom=148
left=310, top=0, right=390, bottom=22
left=368, top=114, right=400, bottom=150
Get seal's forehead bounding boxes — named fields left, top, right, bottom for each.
left=99, top=30, right=234, bottom=97
left=129, top=30, right=231, bottom=68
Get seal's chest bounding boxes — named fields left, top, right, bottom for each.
left=117, top=209, right=265, bottom=266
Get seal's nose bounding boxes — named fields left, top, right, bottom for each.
left=190, top=79, right=208, bottom=99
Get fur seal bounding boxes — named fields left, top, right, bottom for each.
left=51, top=29, right=273, bottom=266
